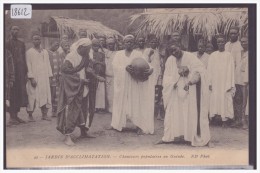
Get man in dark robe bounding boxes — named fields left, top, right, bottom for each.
left=48, top=40, right=61, bottom=117
left=5, top=50, right=15, bottom=109
left=6, top=26, right=27, bottom=125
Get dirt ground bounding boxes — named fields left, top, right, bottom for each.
left=5, top=107, right=248, bottom=151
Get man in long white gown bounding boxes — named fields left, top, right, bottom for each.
left=143, top=37, right=165, bottom=120
left=105, top=38, right=116, bottom=113
left=193, top=39, right=210, bottom=69
left=158, top=41, right=211, bottom=147
left=111, top=35, right=154, bottom=135
left=225, top=26, right=244, bottom=128
left=208, top=35, right=235, bottom=127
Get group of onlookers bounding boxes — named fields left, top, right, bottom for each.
left=5, top=25, right=248, bottom=147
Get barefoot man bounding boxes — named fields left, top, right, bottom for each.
left=157, top=41, right=211, bottom=147
left=56, top=38, right=95, bottom=146
left=110, top=35, right=154, bottom=135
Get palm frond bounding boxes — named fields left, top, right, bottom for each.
left=129, top=8, right=248, bottom=41
left=51, top=16, right=123, bottom=39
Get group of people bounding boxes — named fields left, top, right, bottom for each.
left=5, top=25, right=248, bottom=147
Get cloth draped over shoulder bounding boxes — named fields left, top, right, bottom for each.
left=56, top=51, right=88, bottom=134
left=162, top=52, right=210, bottom=146
left=57, top=38, right=92, bottom=134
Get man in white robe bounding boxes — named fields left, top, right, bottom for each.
left=135, top=37, right=146, bottom=54
left=143, top=37, right=165, bottom=120
left=225, top=26, right=244, bottom=128
left=111, top=35, right=154, bottom=135
left=158, top=41, right=210, bottom=147
left=105, top=38, right=116, bottom=113
left=26, top=32, right=53, bottom=122
left=240, top=37, right=249, bottom=130
left=208, top=35, right=235, bottom=126
left=193, top=39, right=210, bottom=69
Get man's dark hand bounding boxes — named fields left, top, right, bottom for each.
left=126, top=65, right=134, bottom=75
left=30, top=78, right=37, bottom=88
left=82, top=79, right=90, bottom=85
left=184, top=83, right=189, bottom=91
left=97, top=76, right=106, bottom=82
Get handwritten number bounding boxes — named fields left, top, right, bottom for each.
left=24, top=8, right=29, bottom=16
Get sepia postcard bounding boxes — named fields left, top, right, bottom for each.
left=2, top=3, right=257, bottom=170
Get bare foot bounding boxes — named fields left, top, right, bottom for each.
left=137, top=129, right=145, bottom=135
left=155, top=140, right=166, bottom=145
left=156, top=116, right=164, bottom=121
left=28, top=116, right=36, bottom=122
left=15, top=117, right=26, bottom=123
left=207, top=142, right=215, bottom=148
left=64, top=135, right=75, bottom=146
left=42, top=116, right=52, bottom=121
left=105, top=126, right=115, bottom=130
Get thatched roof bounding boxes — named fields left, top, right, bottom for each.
left=50, top=16, right=123, bottom=39
left=129, top=8, right=248, bottom=41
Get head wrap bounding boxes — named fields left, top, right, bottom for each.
left=123, top=35, right=135, bottom=41
left=107, top=37, right=115, bottom=44
left=71, top=38, right=92, bottom=52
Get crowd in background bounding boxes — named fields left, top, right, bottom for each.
left=5, top=25, right=249, bottom=146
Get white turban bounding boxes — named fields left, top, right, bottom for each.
left=70, top=38, right=92, bottom=52
left=123, top=35, right=135, bottom=41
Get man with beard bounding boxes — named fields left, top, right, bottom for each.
left=6, top=26, right=27, bottom=125
left=157, top=41, right=211, bottom=147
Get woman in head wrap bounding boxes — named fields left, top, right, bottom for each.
left=57, top=38, right=96, bottom=146
left=110, top=34, right=154, bottom=135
